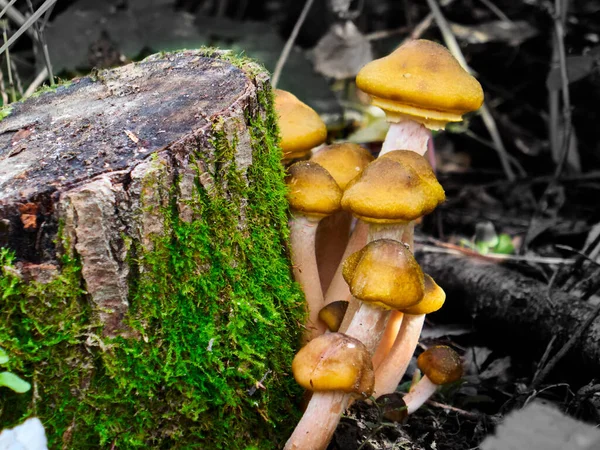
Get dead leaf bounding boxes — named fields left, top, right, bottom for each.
left=311, top=21, right=373, bottom=79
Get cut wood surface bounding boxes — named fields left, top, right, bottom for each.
left=0, top=50, right=265, bottom=337
left=417, top=251, right=600, bottom=372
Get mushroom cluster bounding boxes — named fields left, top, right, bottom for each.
left=274, top=39, right=483, bottom=450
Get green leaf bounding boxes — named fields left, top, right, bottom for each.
left=493, top=234, right=515, bottom=255
left=475, top=241, right=491, bottom=255
left=0, top=371, right=31, bottom=393
left=0, top=347, right=8, bottom=365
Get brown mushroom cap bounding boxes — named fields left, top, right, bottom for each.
left=286, top=161, right=343, bottom=218
left=417, top=345, right=463, bottom=385
left=402, top=273, right=446, bottom=315
left=356, top=40, right=484, bottom=130
left=341, top=150, right=445, bottom=223
left=292, top=332, right=374, bottom=396
left=275, top=89, right=328, bottom=159
left=318, top=300, right=349, bottom=332
left=310, top=143, right=374, bottom=190
left=342, top=239, right=424, bottom=310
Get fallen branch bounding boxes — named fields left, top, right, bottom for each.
left=416, top=251, right=600, bottom=373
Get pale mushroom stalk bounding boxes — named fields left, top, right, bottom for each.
left=371, top=222, right=415, bottom=368
left=381, top=120, right=431, bottom=157
left=315, top=211, right=353, bottom=292
left=286, top=161, right=343, bottom=341
left=401, top=375, right=438, bottom=414
left=289, top=213, right=328, bottom=339
left=285, top=392, right=348, bottom=450
left=374, top=313, right=426, bottom=393
left=324, top=220, right=369, bottom=305
left=374, top=274, right=446, bottom=397
left=397, top=345, right=463, bottom=414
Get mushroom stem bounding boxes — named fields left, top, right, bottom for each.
left=324, top=220, right=369, bottom=305
left=373, top=313, right=426, bottom=397
left=371, top=310, right=403, bottom=369
left=316, top=210, right=353, bottom=293
left=284, top=391, right=348, bottom=450
left=368, top=222, right=407, bottom=242
left=289, top=213, right=328, bottom=340
left=381, top=120, right=430, bottom=157
left=402, top=375, right=438, bottom=415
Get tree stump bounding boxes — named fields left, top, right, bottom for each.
left=0, top=50, right=304, bottom=449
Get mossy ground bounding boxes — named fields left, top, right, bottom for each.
left=0, top=53, right=305, bottom=449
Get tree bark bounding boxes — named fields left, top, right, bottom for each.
left=417, top=251, right=600, bottom=373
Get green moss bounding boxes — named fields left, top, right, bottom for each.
left=27, top=80, right=73, bottom=99
left=0, top=105, right=12, bottom=121
left=0, top=55, right=305, bottom=449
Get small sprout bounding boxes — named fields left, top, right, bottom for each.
left=0, top=347, right=31, bottom=394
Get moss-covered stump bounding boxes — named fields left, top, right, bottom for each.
left=0, top=50, right=305, bottom=448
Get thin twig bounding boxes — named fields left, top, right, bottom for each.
left=271, top=0, right=315, bottom=88
left=25, top=0, right=53, bottom=86
left=477, top=0, right=512, bottom=23
left=0, top=0, right=37, bottom=40
left=0, top=0, right=57, bottom=57
left=3, top=22, right=15, bottom=103
left=23, top=67, right=48, bottom=98
left=426, top=400, right=482, bottom=419
left=551, top=0, right=573, bottom=179
left=522, top=0, right=572, bottom=252
left=419, top=244, right=575, bottom=265
left=425, top=0, right=517, bottom=181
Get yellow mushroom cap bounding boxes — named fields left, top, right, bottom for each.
left=342, top=239, right=424, bottom=310
left=310, top=143, right=374, bottom=190
left=341, top=150, right=445, bottom=223
left=292, top=332, right=374, bottom=396
left=402, top=273, right=446, bottom=315
left=417, top=345, right=463, bottom=385
left=286, top=161, right=343, bottom=218
left=356, top=40, right=484, bottom=130
left=274, top=89, right=328, bottom=159
left=318, top=300, right=349, bottom=332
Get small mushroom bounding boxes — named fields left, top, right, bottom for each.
left=292, top=332, right=374, bottom=396
left=286, top=333, right=374, bottom=450
left=286, top=161, right=343, bottom=340
left=401, top=345, right=463, bottom=414
left=275, top=89, right=327, bottom=161
left=318, top=300, right=349, bottom=332
left=342, top=150, right=445, bottom=241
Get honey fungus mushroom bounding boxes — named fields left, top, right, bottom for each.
left=287, top=333, right=374, bottom=450
left=274, top=89, right=327, bottom=161
left=292, top=332, right=374, bottom=396
left=356, top=39, right=484, bottom=155
left=286, top=161, right=343, bottom=340
left=401, top=345, right=463, bottom=414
